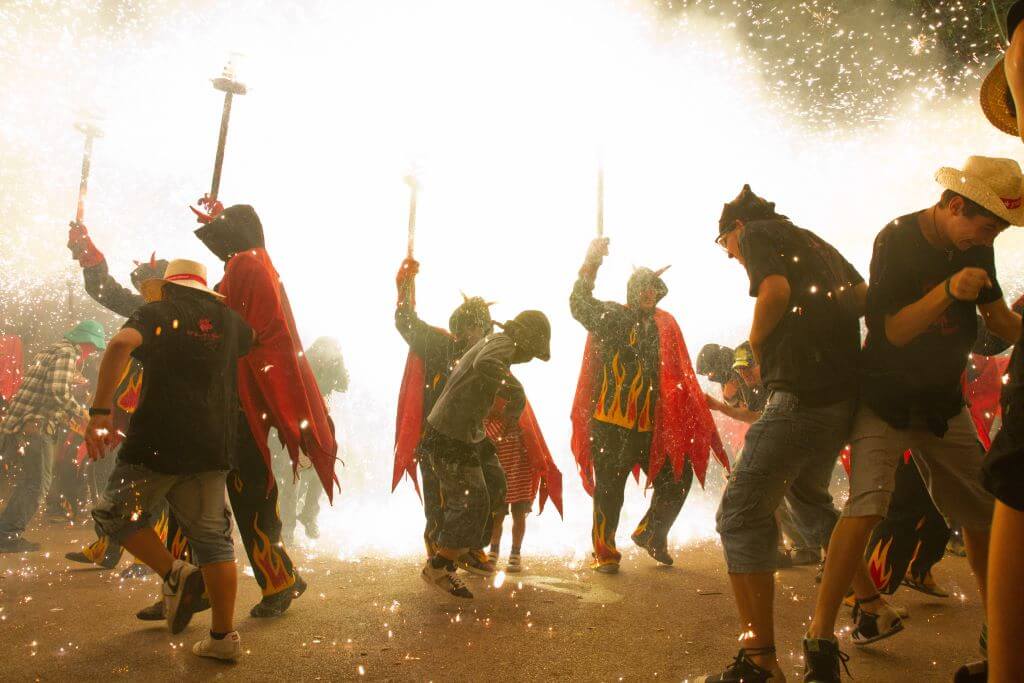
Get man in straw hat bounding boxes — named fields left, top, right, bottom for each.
left=65, top=220, right=194, bottom=588
left=417, top=308, right=551, bottom=599
left=0, top=321, right=104, bottom=553
left=571, top=238, right=726, bottom=575
left=85, top=258, right=251, bottom=660
left=193, top=204, right=336, bottom=617
left=975, top=12, right=1024, bottom=680
left=699, top=185, right=867, bottom=683
left=804, top=158, right=1024, bottom=682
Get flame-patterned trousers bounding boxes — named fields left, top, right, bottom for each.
left=590, top=422, right=694, bottom=564
left=864, top=457, right=949, bottom=594
left=227, top=413, right=298, bottom=597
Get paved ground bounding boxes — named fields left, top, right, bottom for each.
left=0, top=520, right=987, bottom=682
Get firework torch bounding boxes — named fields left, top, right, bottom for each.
left=73, top=120, right=104, bottom=224
left=596, top=162, right=605, bottom=238
left=209, top=57, right=247, bottom=203
left=404, top=171, right=420, bottom=259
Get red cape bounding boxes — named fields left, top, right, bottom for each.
left=0, top=335, right=23, bottom=401
left=570, top=309, right=728, bottom=495
left=393, top=349, right=564, bottom=516
left=219, top=248, right=339, bottom=502
left=965, top=355, right=1011, bottom=451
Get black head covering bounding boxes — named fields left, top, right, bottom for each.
left=305, top=336, right=349, bottom=395
left=626, top=267, right=669, bottom=309
left=194, top=204, right=266, bottom=262
left=696, top=343, right=735, bottom=384
left=718, top=184, right=788, bottom=235
left=503, top=310, right=551, bottom=362
left=448, top=296, right=493, bottom=337
left=129, top=257, right=169, bottom=292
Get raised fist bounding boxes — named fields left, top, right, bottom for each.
left=948, top=267, right=992, bottom=302
left=585, top=237, right=610, bottom=265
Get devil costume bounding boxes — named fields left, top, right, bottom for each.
left=64, top=224, right=190, bottom=573
left=570, top=260, right=726, bottom=570
left=392, top=268, right=560, bottom=555
left=195, top=205, right=338, bottom=615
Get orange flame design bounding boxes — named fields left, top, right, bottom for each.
left=153, top=510, right=169, bottom=543
left=251, top=513, right=294, bottom=595
left=82, top=536, right=109, bottom=563
left=867, top=537, right=894, bottom=591
left=594, top=353, right=653, bottom=432
left=115, top=366, right=144, bottom=414
left=592, top=508, right=621, bottom=563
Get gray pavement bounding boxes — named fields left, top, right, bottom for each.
left=0, top=523, right=984, bottom=681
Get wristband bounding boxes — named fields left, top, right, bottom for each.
left=88, top=407, right=112, bottom=416
left=944, top=277, right=960, bottom=302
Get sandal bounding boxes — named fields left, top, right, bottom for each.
left=850, top=593, right=904, bottom=645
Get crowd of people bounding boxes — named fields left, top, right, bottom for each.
left=0, top=4, right=1023, bottom=681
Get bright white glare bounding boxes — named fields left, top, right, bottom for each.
left=2, top=0, right=1023, bottom=558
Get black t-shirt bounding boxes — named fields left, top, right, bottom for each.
left=739, top=219, right=865, bottom=406
left=861, top=211, right=1003, bottom=435
left=1009, top=1, right=1024, bottom=39
left=118, top=287, right=253, bottom=474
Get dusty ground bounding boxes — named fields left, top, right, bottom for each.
left=0, top=521, right=984, bottom=682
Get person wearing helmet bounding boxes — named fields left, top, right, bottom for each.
left=417, top=309, right=551, bottom=599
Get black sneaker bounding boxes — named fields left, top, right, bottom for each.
left=250, top=573, right=307, bottom=618
left=455, top=550, right=496, bottom=576
left=698, top=647, right=777, bottom=682
left=803, top=637, right=849, bottom=682
left=953, top=660, right=987, bottom=683
left=631, top=531, right=674, bottom=566
left=850, top=597, right=903, bottom=645
left=136, top=598, right=165, bottom=621
left=0, top=537, right=40, bottom=553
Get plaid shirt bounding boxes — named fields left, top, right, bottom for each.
left=0, top=341, right=81, bottom=437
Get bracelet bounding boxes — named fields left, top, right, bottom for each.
left=944, top=277, right=959, bottom=302
left=88, top=407, right=112, bottom=416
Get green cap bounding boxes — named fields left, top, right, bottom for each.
left=64, top=320, right=107, bottom=350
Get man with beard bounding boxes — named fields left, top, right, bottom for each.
left=392, top=259, right=506, bottom=575
left=194, top=204, right=337, bottom=618
left=570, top=238, right=726, bottom=574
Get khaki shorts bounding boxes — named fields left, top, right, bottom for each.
left=842, top=405, right=994, bottom=530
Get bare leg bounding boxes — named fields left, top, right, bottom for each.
left=511, top=510, right=527, bottom=552
left=962, top=526, right=990, bottom=605
left=988, top=501, right=1024, bottom=683
left=490, top=511, right=506, bottom=550
left=809, top=515, right=881, bottom=639
left=201, top=561, right=237, bottom=634
left=728, top=572, right=784, bottom=678
left=119, top=527, right=174, bottom=578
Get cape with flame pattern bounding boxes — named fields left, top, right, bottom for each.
left=571, top=309, right=728, bottom=494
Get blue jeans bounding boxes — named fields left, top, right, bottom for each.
left=716, top=392, right=853, bottom=573
left=0, top=433, right=58, bottom=542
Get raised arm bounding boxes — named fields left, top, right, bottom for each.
left=69, top=222, right=145, bottom=318
left=394, top=258, right=455, bottom=359
left=569, top=238, right=627, bottom=337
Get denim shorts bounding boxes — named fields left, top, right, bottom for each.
left=92, top=461, right=234, bottom=566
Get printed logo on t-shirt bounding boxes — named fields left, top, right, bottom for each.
left=922, top=278, right=959, bottom=337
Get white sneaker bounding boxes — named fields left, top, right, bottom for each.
left=163, top=559, right=205, bottom=634
left=420, top=559, right=473, bottom=598
left=193, top=631, right=241, bottom=661
left=506, top=553, right=522, bottom=573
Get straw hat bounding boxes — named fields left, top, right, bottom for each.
left=139, top=259, right=224, bottom=302
left=980, top=57, right=1020, bottom=138
left=934, top=156, right=1024, bottom=226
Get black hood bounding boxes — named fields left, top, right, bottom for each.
left=626, top=267, right=669, bottom=309
left=696, top=343, right=735, bottom=384
left=449, top=296, right=493, bottom=337
left=718, top=184, right=788, bottom=235
left=194, top=204, right=265, bottom=262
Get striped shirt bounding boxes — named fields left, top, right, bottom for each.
left=485, top=419, right=536, bottom=504
left=0, top=341, right=81, bottom=437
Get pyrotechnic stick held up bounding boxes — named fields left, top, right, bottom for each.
left=73, top=119, right=104, bottom=224
left=404, top=170, right=420, bottom=259
left=596, top=162, right=605, bottom=238
left=208, top=55, right=248, bottom=203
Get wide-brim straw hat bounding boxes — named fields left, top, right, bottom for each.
left=980, top=57, right=1021, bottom=138
left=140, top=258, right=224, bottom=302
left=934, top=156, right=1024, bottom=226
